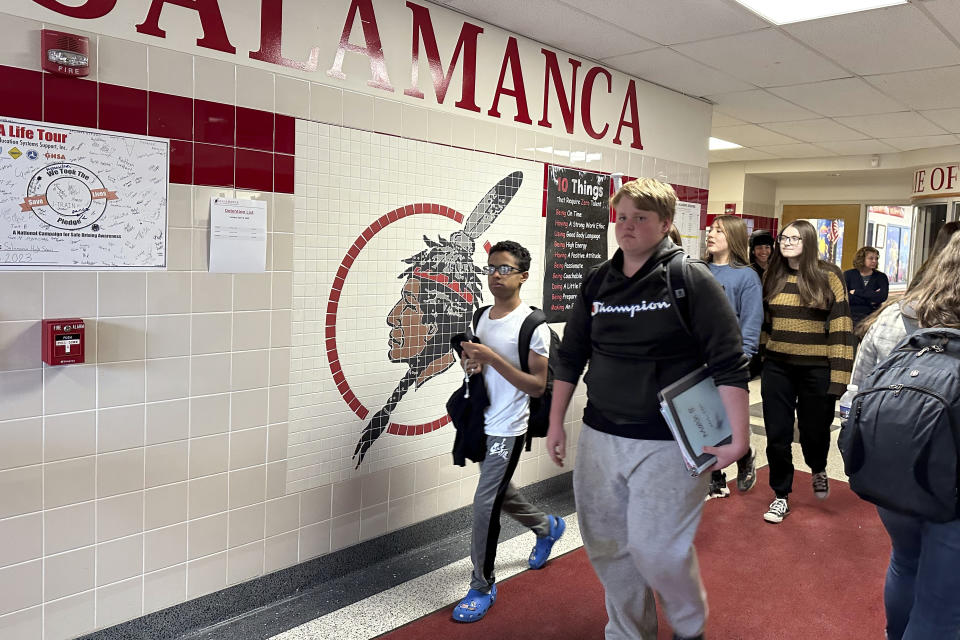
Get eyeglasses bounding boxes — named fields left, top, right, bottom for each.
left=778, top=234, right=803, bottom=246
left=483, top=264, right=523, bottom=276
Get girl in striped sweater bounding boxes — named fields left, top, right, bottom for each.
left=760, top=220, right=854, bottom=524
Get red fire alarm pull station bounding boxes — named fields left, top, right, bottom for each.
left=41, top=29, right=90, bottom=77
left=42, top=319, right=85, bottom=366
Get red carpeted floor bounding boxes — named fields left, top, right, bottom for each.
left=378, top=469, right=891, bottom=640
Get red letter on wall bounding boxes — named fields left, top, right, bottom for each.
left=136, top=0, right=236, bottom=54
left=613, top=79, right=643, bottom=150
left=327, top=0, right=394, bottom=92
left=581, top=66, right=611, bottom=140
left=538, top=49, right=580, bottom=134
left=250, top=0, right=319, bottom=71
left=487, top=37, right=532, bottom=125
left=404, top=2, right=482, bottom=112
left=33, top=0, right=116, bottom=18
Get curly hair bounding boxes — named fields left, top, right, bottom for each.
left=488, top=239, right=531, bottom=271
left=852, top=246, right=879, bottom=271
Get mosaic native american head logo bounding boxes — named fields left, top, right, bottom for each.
left=352, top=172, right=524, bottom=466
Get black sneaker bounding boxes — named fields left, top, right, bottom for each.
left=736, top=447, right=757, bottom=492
left=705, top=471, right=730, bottom=501
left=812, top=471, right=830, bottom=500
left=763, top=497, right=790, bottom=523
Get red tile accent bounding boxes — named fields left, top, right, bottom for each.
left=194, top=143, right=234, bottom=187
left=274, top=153, right=294, bottom=194
left=0, top=65, right=42, bottom=121
left=194, top=99, right=235, bottom=146
left=274, top=114, right=295, bottom=154
left=236, top=106, right=274, bottom=152
left=149, top=92, right=193, bottom=140
left=169, top=139, right=193, bottom=184
left=44, top=74, right=97, bottom=127
left=236, top=148, right=273, bottom=191
left=98, top=84, right=147, bottom=135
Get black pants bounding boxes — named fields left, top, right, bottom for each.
left=761, top=359, right=835, bottom=497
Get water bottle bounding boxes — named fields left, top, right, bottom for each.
left=838, top=384, right=858, bottom=420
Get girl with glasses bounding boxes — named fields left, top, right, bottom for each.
left=759, top=220, right=854, bottom=524
left=702, top=215, right=763, bottom=498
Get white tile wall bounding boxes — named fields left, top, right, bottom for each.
left=0, top=22, right=705, bottom=635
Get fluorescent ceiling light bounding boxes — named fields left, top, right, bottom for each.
left=733, top=0, right=906, bottom=25
left=709, top=137, right=742, bottom=151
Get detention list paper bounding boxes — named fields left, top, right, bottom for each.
left=208, top=198, right=267, bottom=273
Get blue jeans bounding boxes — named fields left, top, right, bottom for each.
left=876, top=507, right=960, bottom=639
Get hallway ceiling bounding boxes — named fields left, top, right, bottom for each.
left=434, top=0, right=960, bottom=164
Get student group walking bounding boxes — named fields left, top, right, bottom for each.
left=443, top=179, right=960, bottom=639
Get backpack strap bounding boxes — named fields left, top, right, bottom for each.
left=518, top=307, right=547, bottom=373
left=664, top=253, right=693, bottom=336
left=471, top=305, right=491, bottom=334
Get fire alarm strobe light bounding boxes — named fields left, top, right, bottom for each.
left=42, top=29, right=90, bottom=77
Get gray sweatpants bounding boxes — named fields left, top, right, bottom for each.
left=470, top=434, right=551, bottom=592
left=574, top=424, right=710, bottom=640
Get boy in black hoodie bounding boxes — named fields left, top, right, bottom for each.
left=546, top=178, right=750, bottom=640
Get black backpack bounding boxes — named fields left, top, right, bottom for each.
left=472, top=306, right=559, bottom=450
left=838, top=328, right=960, bottom=522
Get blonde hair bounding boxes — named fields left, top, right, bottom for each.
left=610, top=178, right=676, bottom=223
left=903, top=231, right=960, bottom=328
left=703, top=215, right=750, bottom=267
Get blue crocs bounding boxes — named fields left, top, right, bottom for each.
left=452, top=584, right=497, bottom=622
left=528, top=514, right=566, bottom=569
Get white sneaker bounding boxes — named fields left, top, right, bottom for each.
left=763, top=497, right=790, bottom=523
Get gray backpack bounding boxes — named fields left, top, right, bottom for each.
left=839, top=328, right=960, bottom=522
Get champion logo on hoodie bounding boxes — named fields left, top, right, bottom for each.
left=591, top=300, right=671, bottom=317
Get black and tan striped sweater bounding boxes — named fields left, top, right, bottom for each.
left=764, top=269, right=854, bottom=396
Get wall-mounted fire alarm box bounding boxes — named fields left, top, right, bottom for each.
left=42, top=29, right=90, bottom=77
left=42, top=319, right=85, bottom=366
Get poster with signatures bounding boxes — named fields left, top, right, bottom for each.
left=0, top=116, right=168, bottom=269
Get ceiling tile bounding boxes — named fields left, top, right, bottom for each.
left=921, top=0, right=960, bottom=37
left=762, top=118, right=867, bottom=142
left=708, top=90, right=819, bottom=123
left=711, top=124, right=800, bottom=147
left=568, top=0, right=769, bottom=45
left=920, top=108, right=960, bottom=133
left=784, top=4, right=960, bottom=75
left=444, top=0, right=658, bottom=59
left=715, top=147, right=778, bottom=161
left=753, top=143, right=836, bottom=158
left=815, top=139, right=900, bottom=155
left=602, top=48, right=754, bottom=97
left=674, top=29, right=848, bottom=87
left=769, top=77, right=906, bottom=117
left=712, top=111, right=746, bottom=127
left=866, top=66, right=960, bottom=111
left=834, top=111, right=947, bottom=138
left=880, top=134, right=960, bottom=151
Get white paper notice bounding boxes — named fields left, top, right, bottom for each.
left=208, top=198, right=267, bottom=273
left=675, top=200, right=702, bottom=257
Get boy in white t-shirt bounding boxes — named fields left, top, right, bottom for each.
left=452, top=240, right=566, bottom=623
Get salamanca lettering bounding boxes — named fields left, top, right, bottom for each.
left=591, top=300, right=670, bottom=317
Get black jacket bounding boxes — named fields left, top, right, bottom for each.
left=553, top=239, right=749, bottom=440
left=843, top=268, right=889, bottom=323
left=447, top=372, right=489, bottom=466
